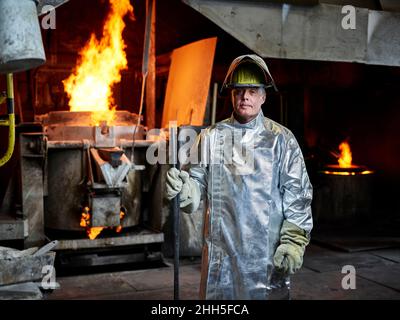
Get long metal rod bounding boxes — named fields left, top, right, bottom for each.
left=138, top=0, right=154, bottom=119
left=131, top=0, right=154, bottom=164
left=46, top=139, right=155, bottom=149
left=170, top=122, right=180, bottom=300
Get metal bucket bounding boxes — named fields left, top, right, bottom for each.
left=0, top=0, right=46, bottom=73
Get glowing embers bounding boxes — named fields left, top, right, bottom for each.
left=323, top=141, right=374, bottom=176
left=63, top=0, right=134, bottom=126
left=80, top=206, right=126, bottom=240
left=322, top=166, right=374, bottom=176
left=116, top=211, right=125, bottom=233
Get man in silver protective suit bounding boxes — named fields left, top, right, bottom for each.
left=166, top=54, right=313, bottom=300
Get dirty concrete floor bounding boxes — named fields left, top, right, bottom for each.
left=45, top=243, right=400, bottom=300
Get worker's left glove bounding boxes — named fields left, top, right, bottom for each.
left=165, top=167, right=201, bottom=213
left=273, top=220, right=310, bottom=275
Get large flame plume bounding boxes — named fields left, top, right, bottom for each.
left=63, top=0, right=134, bottom=125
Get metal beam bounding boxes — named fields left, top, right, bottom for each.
left=183, top=0, right=400, bottom=66
left=203, top=0, right=319, bottom=5
left=55, top=230, right=164, bottom=250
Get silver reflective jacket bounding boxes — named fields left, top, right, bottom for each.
left=187, top=111, right=313, bottom=300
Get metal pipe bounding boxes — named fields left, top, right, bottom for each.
left=46, top=139, right=154, bottom=149
left=0, top=73, right=15, bottom=167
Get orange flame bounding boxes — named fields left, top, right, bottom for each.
left=80, top=208, right=126, bottom=239
left=338, top=142, right=352, bottom=168
left=115, top=211, right=125, bottom=233
left=63, top=0, right=134, bottom=125
left=87, top=227, right=105, bottom=240
left=80, top=211, right=90, bottom=227
left=323, top=141, right=374, bottom=175
left=80, top=207, right=105, bottom=240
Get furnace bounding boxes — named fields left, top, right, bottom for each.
left=0, top=110, right=165, bottom=267
left=37, top=110, right=144, bottom=237
left=1, top=0, right=169, bottom=266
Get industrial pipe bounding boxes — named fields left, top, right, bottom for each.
left=0, top=74, right=15, bottom=167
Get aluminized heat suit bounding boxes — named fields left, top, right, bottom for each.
left=187, top=111, right=313, bottom=300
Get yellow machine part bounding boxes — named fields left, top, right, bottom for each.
left=0, top=74, right=15, bottom=167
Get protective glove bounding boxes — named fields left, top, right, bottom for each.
left=165, top=167, right=201, bottom=213
left=273, top=220, right=310, bottom=275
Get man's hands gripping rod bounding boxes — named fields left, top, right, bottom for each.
left=166, top=168, right=201, bottom=214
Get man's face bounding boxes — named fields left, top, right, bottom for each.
left=231, top=87, right=266, bottom=124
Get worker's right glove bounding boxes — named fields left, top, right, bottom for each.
left=165, top=167, right=201, bottom=213
left=273, top=220, right=310, bottom=275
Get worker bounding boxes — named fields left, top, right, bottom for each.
left=166, top=54, right=313, bottom=300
